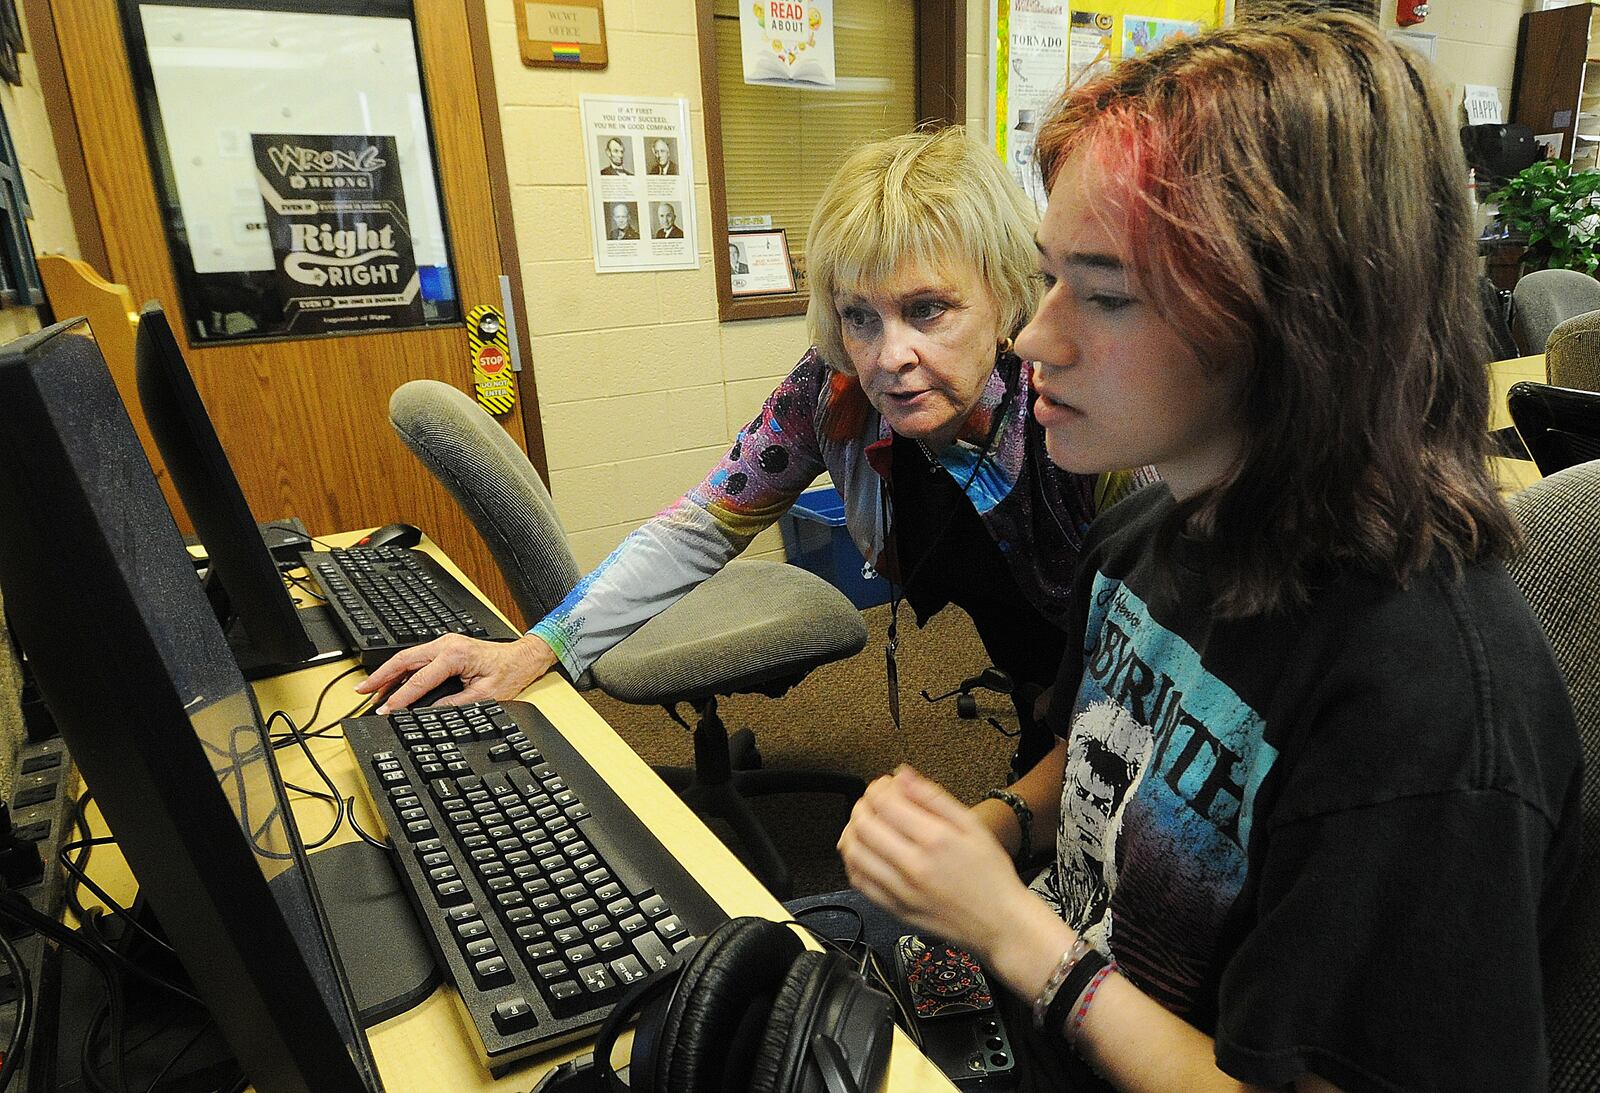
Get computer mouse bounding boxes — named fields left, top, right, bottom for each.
left=357, top=522, right=423, bottom=549
left=412, top=676, right=465, bottom=707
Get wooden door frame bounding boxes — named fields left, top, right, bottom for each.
left=23, top=0, right=549, bottom=481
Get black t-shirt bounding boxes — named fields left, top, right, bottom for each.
left=1033, top=484, right=1583, bottom=1092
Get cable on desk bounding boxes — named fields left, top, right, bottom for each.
left=296, top=664, right=363, bottom=735
left=282, top=572, right=326, bottom=601
left=62, top=789, right=95, bottom=922
left=0, top=922, right=31, bottom=1093
left=261, top=522, right=338, bottom=551
left=265, top=711, right=391, bottom=853
left=787, top=904, right=922, bottom=1047
left=57, top=839, right=178, bottom=962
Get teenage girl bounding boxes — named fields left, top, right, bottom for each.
left=838, top=12, right=1582, bottom=1091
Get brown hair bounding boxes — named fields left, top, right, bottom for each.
left=1034, top=11, right=1519, bottom=615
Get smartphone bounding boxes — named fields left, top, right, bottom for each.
left=894, top=935, right=1015, bottom=1089
left=894, top=934, right=994, bottom=1019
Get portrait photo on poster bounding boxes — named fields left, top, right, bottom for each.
left=603, top=200, right=640, bottom=241
left=729, top=228, right=796, bottom=296
left=652, top=201, right=685, bottom=240
left=597, top=133, right=633, bottom=175
left=646, top=136, right=679, bottom=175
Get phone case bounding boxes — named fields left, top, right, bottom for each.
left=893, top=934, right=995, bottom=1019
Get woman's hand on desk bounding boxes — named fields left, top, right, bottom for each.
left=355, top=633, right=558, bottom=713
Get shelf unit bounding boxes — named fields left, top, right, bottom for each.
left=1512, top=2, right=1600, bottom=169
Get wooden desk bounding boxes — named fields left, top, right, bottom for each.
left=103, top=533, right=956, bottom=1092
left=1491, top=355, right=1545, bottom=494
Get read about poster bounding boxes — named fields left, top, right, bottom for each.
left=252, top=133, right=425, bottom=335
left=740, top=0, right=835, bottom=88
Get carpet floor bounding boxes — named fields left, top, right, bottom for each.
left=578, top=602, right=1022, bottom=898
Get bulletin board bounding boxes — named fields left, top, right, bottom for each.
left=991, top=0, right=1227, bottom=208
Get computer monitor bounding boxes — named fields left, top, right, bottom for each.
left=133, top=301, right=347, bottom=678
left=0, top=319, right=383, bottom=1093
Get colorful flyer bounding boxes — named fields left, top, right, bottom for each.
left=252, top=133, right=424, bottom=334
left=1123, top=16, right=1204, bottom=58
left=740, top=0, right=835, bottom=88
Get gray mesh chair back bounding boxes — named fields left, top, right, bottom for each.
left=1546, top=308, right=1600, bottom=392
left=386, top=380, right=581, bottom=631
left=1506, top=459, right=1600, bottom=1092
left=388, top=379, right=869, bottom=896
left=1510, top=269, right=1600, bottom=356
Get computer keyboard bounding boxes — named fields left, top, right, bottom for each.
left=343, top=700, right=727, bottom=1072
left=302, top=546, right=521, bottom=667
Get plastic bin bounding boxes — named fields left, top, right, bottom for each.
left=779, top=486, right=891, bottom=609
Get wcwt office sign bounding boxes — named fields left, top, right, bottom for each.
left=252, top=133, right=425, bottom=335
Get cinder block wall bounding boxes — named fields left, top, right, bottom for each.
left=488, top=0, right=992, bottom=570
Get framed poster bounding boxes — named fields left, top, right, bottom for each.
left=729, top=229, right=796, bottom=296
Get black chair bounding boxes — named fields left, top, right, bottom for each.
left=1505, top=460, right=1600, bottom=1092
left=1507, top=381, right=1600, bottom=477
left=387, top=380, right=870, bottom=898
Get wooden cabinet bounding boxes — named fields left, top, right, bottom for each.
left=1513, top=2, right=1600, bottom=170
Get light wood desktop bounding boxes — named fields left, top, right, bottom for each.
left=85, top=532, right=955, bottom=1092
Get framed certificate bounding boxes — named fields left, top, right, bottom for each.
left=728, top=228, right=797, bottom=297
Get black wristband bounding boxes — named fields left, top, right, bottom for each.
left=1043, top=949, right=1109, bottom=1040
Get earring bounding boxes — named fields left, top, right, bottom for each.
left=998, top=336, right=1015, bottom=355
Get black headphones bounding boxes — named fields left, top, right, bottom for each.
left=572, top=917, right=896, bottom=1093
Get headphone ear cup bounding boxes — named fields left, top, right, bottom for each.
left=748, top=949, right=833, bottom=1093
left=650, top=917, right=805, bottom=1093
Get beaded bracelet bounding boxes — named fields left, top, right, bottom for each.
left=980, top=787, right=1032, bottom=864
left=1043, top=948, right=1107, bottom=1038
left=1031, top=937, right=1091, bottom=1029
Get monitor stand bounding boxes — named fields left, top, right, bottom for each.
left=291, top=840, right=442, bottom=1026
left=226, top=601, right=350, bottom=681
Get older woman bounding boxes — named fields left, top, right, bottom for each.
left=361, top=126, right=1140, bottom=772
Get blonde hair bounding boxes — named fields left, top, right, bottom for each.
left=805, top=127, right=1039, bottom=373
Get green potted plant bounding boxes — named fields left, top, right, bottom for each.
left=1488, top=158, right=1600, bottom=274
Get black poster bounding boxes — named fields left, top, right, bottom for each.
left=251, top=133, right=425, bottom=335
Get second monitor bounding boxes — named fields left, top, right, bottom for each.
left=133, top=301, right=518, bottom=678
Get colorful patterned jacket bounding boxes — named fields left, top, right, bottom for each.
left=531, top=348, right=1138, bottom=679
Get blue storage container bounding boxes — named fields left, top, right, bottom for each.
left=779, top=486, right=891, bottom=610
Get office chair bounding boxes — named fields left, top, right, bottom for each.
left=1507, top=381, right=1600, bottom=477
left=387, top=380, right=869, bottom=898
left=1509, top=269, right=1600, bottom=357
left=1544, top=308, right=1600, bottom=392
left=1505, top=459, right=1600, bottom=1093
